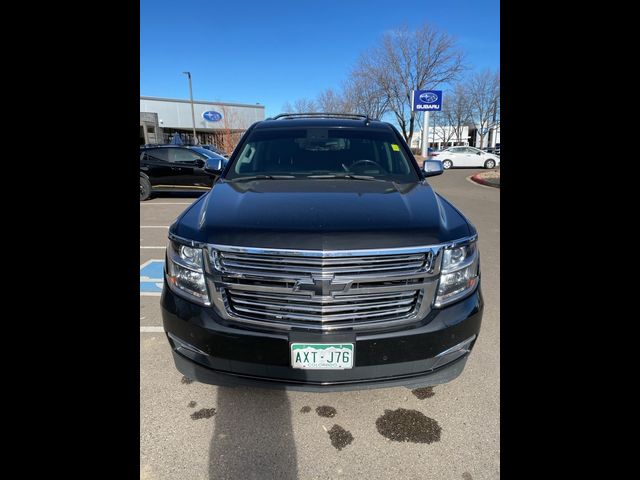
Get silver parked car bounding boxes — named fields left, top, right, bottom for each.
left=432, top=146, right=500, bottom=169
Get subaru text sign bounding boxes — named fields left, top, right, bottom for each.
left=412, top=90, right=442, bottom=111
left=202, top=110, right=223, bottom=122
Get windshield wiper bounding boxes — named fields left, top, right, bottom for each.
left=306, top=173, right=383, bottom=181
left=226, top=175, right=296, bottom=182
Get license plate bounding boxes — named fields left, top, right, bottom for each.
left=290, top=343, right=354, bottom=370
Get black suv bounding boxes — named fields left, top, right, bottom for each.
left=140, top=145, right=227, bottom=200
left=161, top=113, right=483, bottom=391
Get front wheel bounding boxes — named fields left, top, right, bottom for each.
left=140, top=176, right=152, bottom=201
left=484, top=159, right=496, bottom=169
left=442, top=159, right=453, bottom=169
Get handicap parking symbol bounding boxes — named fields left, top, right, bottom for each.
left=140, top=259, right=164, bottom=295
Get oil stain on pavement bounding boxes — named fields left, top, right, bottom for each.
left=327, top=425, right=354, bottom=450
left=316, top=406, right=337, bottom=417
left=375, top=408, right=441, bottom=443
left=181, top=376, right=194, bottom=384
left=411, top=387, right=435, bottom=399
left=300, top=406, right=311, bottom=413
left=190, top=408, right=217, bottom=420
left=462, top=473, right=473, bottom=480
left=187, top=401, right=197, bottom=408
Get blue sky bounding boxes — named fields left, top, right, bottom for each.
left=140, top=0, right=499, bottom=117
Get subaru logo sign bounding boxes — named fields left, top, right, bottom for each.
left=412, top=89, right=443, bottom=111
left=202, top=110, right=223, bottom=122
left=419, top=92, right=439, bottom=104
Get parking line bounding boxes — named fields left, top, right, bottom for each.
left=140, top=326, right=164, bottom=333
left=140, top=246, right=166, bottom=249
left=140, top=226, right=169, bottom=228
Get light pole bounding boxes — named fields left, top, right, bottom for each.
left=491, top=99, right=498, bottom=148
left=183, top=71, right=197, bottom=144
left=421, top=110, right=429, bottom=158
left=432, top=113, right=436, bottom=150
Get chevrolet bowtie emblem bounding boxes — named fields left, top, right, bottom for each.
left=294, top=276, right=351, bottom=296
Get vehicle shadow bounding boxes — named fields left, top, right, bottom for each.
left=208, top=386, right=297, bottom=480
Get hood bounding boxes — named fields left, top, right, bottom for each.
left=174, top=179, right=471, bottom=250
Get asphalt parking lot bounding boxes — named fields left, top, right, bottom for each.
left=140, top=169, right=500, bottom=480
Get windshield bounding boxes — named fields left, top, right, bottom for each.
left=225, top=128, right=419, bottom=182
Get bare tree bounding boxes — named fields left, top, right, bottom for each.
left=356, top=23, right=465, bottom=142
left=342, top=72, right=389, bottom=119
left=281, top=101, right=294, bottom=113
left=443, top=83, right=473, bottom=145
left=316, top=88, right=346, bottom=113
left=281, top=98, right=318, bottom=114
left=466, top=69, right=500, bottom=148
left=433, top=110, right=456, bottom=148
left=218, top=105, right=242, bottom=154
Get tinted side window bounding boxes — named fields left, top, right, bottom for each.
left=169, top=148, right=202, bottom=164
left=144, top=148, right=169, bottom=162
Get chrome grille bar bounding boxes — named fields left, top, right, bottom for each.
left=229, top=290, right=416, bottom=304
left=218, top=251, right=430, bottom=277
left=220, top=258, right=426, bottom=275
left=218, top=280, right=426, bottom=296
left=220, top=252, right=427, bottom=265
left=232, top=305, right=416, bottom=323
left=229, top=294, right=416, bottom=314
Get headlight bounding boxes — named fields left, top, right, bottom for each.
left=435, top=241, right=479, bottom=307
left=165, top=239, right=210, bottom=306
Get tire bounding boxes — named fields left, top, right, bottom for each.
left=140, top=176, right=152, bottom=201
left=484, top=159, right=496, bottom=169
left=442, top=159, right=453, bottom=169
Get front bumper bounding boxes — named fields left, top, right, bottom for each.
left=160, top=280, right=483, bottom=391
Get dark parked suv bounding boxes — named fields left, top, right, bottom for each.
left=140, top=145, right=227, bottom=200
left=161, top=113, right=483, bottom=391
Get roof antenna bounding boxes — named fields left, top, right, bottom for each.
left=364, top=115, right=370, bottom=126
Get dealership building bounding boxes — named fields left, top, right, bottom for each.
left=140, top=96, right=265, bottom=147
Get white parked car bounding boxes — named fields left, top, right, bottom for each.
left=432, top=146, right=500, bottom=169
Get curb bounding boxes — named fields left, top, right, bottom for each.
left=470, top=172, right=500, bottom=188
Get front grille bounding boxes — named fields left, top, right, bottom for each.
left=208, top=247, right=440, bottom=331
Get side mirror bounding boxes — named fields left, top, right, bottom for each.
left=477, top=151, right=482, bottom=155
left=422, top=160, right=444, bottom=177
left=204, top=157, right=224, bottom=176
left=194, top=158, right=205, bottom=168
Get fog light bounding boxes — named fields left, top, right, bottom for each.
left=431, top=335, right=476, bottom=369
left=167, top=332, right=208, bottom=358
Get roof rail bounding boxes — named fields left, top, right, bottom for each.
left=271, top=112, right=377, bottom=123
